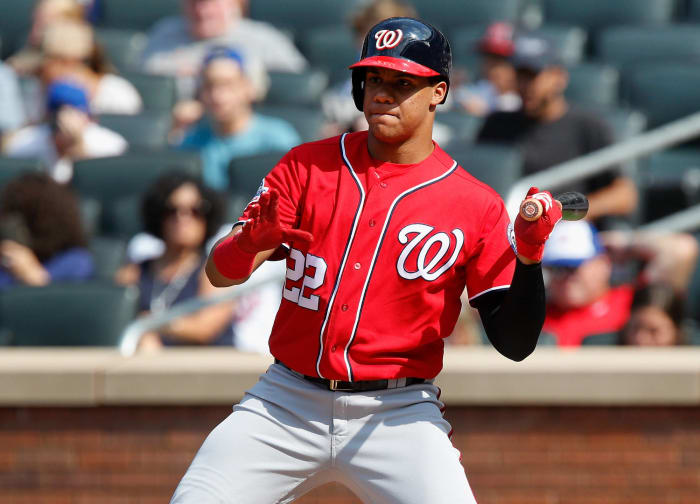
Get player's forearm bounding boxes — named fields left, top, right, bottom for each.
left=477, top=259, right=546, bottom=361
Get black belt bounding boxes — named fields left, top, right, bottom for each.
left=275, top=359, right=427, bottom=392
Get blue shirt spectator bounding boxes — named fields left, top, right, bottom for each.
left=180, top=114, right=300, bottom=189
left=0, top=248, right=94, bottom=289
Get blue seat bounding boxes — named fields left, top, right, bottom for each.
left=0, top=157, right=44, bottom=189
left=90, top=236, right=127, bottom=280
left=98, top=0, right=181, bottom=31
left=597, top=25, right=700, bottom=69
left=227, top=151, right=288, bottom=216
left=415, top=0, right=522, bottom=32
left=98, top=112, right=171, bottom=150
left=543, top=0, right=676, bottom=33
left=299, top=27, right=357, bottom=85
left=264, top=70, right=329, bottom=107
left=625, top=63, right=700, bottom=128
left=95, top=28, right=149, bottom=73
left=0, top=0, right=33, bottom=58
left=1, top=283, right=139, bottom=346
left=434, top=111, right=484, bottom=145
left=450, top=144, right=522, bottom=198
left=121, top=72, right=177, bottom=112
left=249, top=0, right=363, bottom=36
left=566, top=63, right=620, bottom=108
left=255, top=105, right=324, bottom=144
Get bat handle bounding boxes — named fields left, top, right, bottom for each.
left=519, top=198, right=544, bottom=221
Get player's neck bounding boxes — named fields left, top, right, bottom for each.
left=367, top=131, right=435, bottom=165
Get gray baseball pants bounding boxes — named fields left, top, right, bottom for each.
left=171, top=362, right=477, bottom=503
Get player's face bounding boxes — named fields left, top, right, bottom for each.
left=201, top=59, right=253, bottom=123
left=161, top=183, right=208, bottom=250
left=363, top=68, right=447, bottom=144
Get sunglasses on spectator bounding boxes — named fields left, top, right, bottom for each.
left=546, top=265, right=579, bottom=276
left=164, top=201, right=210, bottom=219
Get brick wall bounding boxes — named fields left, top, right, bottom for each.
left=0, top=406, right=698, bottom=504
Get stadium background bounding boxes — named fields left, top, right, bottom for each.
left=0, top=0, right=699, bottom=502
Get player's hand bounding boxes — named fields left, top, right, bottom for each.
left=237, top=190, right=314, bottom=254
left=514, top=187, right=562, bottom=263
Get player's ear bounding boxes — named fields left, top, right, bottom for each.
left=430, top=80, right=448, bottom=106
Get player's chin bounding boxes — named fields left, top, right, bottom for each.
left=368, top=122, right=406, bottom=143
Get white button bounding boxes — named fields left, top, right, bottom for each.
left=380, top=182, right=388, bottom=188
left=354, top=262, right=361, bottom=270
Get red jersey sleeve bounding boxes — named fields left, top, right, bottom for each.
left=237, top=149, right=305, bottom=228
left=465, top=197, right=517, bottom=305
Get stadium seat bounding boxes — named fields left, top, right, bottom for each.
left=565, top=63, right=620, bottom=108
left=580, top=332, right=619, bottom=345
left=264, top=70, right=330, bottom=107
left=249, top=0, right=363, bottom=36
left=533, top=25, right=588, bottom=66
left=543, top=0, right=676, bottom=33
left=691, top=0, right=700, bottom=21
left=90, top=236, right=127, bottom=280
left=72, top=151, right=201, bottom=235
left=638, top=149, right=700, bottom=222
left=97, top=112, right=171, bottom=150
left=98, top=0, right=181, bottom=31
left=0, top=283, right=139, bottom=346
left=0, top=0, right=33, bottom=58
left=414, top=0, right=522, bottom=32
left=434, top=111, right=484, bottom=146
left=227, top=151, right=287, bottom=216
left=447, top=25, right=484, bottom=77
left=0, top=157, right=44, bottom=189
left=597, top=25, right=700, bottom=70
left=95, top=28, right=149, bottom=73
left=450, top=144, right=522, bottom=198
left=121, top=72, right=177, bottom=112
left=299, top=27, right=357, bottom=85
left=595, top=107, right=647, bottom=142
left=625, top=63, right=700, bottom=129
left=255, top=105, right=324, bottom=144
left=80, top=198, right=102, bottom=238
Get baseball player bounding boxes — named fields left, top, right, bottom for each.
left=172, top=17, right=561, bottom=504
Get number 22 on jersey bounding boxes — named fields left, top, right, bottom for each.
left=283, top=248, right=327, bottom=311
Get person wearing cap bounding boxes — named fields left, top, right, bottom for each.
left=477, top=34, right=638, bottom=225
left=141, top=0, right=306, bottom=100
left=454, top=21, right=521, bottom=116
left=176, top=47, right=301, bottom=190
left=541, top=221, right=698, bottom=346
left=2, top=80, right=127, bottom=183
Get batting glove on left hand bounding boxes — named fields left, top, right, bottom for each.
left=514, top=187, right=562, bottom=262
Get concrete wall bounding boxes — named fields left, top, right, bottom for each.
left=1, top=347, right=699, bottom=503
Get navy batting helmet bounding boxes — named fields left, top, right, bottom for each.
left=349, top=17, right=451, bottom=111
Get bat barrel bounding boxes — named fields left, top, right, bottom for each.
left=555, top=192, right=589, bottom=221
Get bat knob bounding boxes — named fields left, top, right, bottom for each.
left=519, top=199, right=543, bottom=221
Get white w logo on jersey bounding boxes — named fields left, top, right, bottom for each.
left=396, top=224, right=464, bottom=281
left=375, top=29, right=403, bottom=50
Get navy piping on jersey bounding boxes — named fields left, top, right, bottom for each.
left=315, top=133, right=366, bottom=379
left=342, top=146, right=460, bottom=381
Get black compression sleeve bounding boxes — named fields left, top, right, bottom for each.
left=471, top=259, right=546, bottom=361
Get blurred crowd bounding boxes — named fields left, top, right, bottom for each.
left=0, top=0, right=699, bottom=351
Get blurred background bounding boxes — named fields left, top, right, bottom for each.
left=0, top=1, right=699, bottom=503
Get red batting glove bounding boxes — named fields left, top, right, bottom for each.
left=213, top=190, right=314, bottom=279
left=514, top=187, right=562, bottom=263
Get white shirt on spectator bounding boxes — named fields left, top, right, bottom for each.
left=92, top=74, right=143, bottom=115
left=141, top=16, right=306, bottom=98
left=4, top=123, right=128, bottom=183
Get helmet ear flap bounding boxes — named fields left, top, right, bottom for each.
left=351, top=69, right=365, bottom=111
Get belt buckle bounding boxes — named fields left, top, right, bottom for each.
left=328, top=379, right=340, bottom=391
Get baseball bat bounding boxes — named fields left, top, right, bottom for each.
left=519, top=191, right=589, bottom=222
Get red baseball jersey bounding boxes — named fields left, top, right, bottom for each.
left=238, top=131, right=516, bottom=380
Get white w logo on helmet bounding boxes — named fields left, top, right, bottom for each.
left=375, top=29, right=403, bottom=50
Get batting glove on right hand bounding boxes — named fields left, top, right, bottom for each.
left=514, top=187, right=562, bottom=263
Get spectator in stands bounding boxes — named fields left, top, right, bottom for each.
left=454, top=22, right=521, bottom=117
left=39, top=20, right=143, bottom=115
left=2, top=80, right=128, bottom=183
left=8, top=0, right=85, bottom=76
left=115, top=172, right=235, bottom=349
left=477, top=34, right=638, bottom=224
left=0, top=173, right=94, bottom=288
left=176, top=47, right=300, bottom=190
left=141, top=0, right=306, bottom=99
left=0, top=63, right=26, bottom=134
left=620, top=284, right=686, bottom=346
left=541, top=221, right=698, bottom=346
